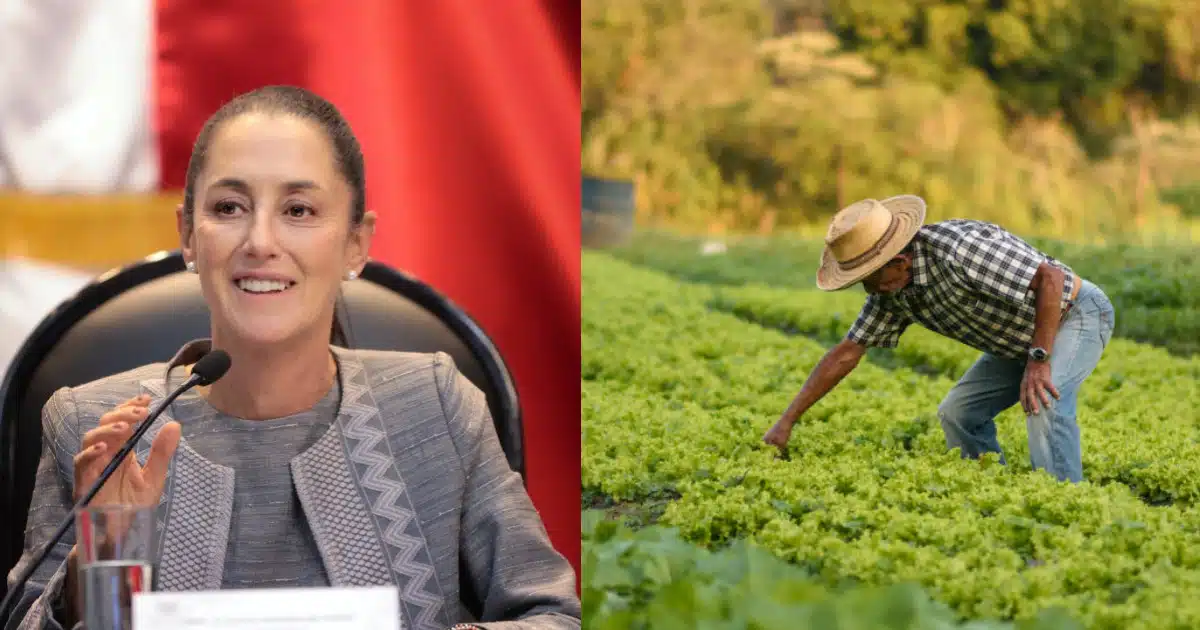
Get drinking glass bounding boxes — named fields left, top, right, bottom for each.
left=75, top=505, right=155, bottom=630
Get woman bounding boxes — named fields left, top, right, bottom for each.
left=5, top=86, right=581, bottom=630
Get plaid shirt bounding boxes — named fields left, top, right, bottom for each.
left=845, top=219, right=1076, bottom=361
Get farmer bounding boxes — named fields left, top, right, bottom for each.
left=762, top=195, right=1115, bottom=483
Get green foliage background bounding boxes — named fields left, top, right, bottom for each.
left=582, top=0, right=1200, bottom=238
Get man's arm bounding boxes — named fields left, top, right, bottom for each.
left=1020, top=261, right=1068, bottom=414
left=777, top=339, right=865, bottom=426
left=776, top=295, right=908, bottom=428
left=1029, top=261, right=1066, bottom=353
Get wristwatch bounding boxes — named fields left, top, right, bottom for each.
left=1028, top=346, right=1049, bottom=362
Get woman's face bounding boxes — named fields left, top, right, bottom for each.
left=179, top=112, right=374, bottom=347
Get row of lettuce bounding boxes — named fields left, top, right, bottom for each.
left=582, top=251, right=1200, bottom=629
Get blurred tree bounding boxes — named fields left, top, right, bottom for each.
left=582, top=0, right=1190, bottom=237
left=827, top=0, right=1200, bottom=156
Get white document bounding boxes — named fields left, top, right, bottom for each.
left=131, top=586, right=401, bottom=630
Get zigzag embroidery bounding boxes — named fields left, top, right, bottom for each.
left=338, top=361, right=445, bottom=629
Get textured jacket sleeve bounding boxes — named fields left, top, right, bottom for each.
left=434, top=354, right=581, bottom=630
left=4, top=388, right=83, bottom=630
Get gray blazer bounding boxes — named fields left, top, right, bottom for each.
left=4, top=342, right=581, bottom=629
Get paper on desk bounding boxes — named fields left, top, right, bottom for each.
left=131, top=585, right=401, bottom=630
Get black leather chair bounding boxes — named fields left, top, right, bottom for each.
left=0, top=250, right=522, bottom=605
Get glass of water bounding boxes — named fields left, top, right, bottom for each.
left=75, top=504, right=155, bottom=630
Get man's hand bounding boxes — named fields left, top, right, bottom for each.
left=1021, top=361, right=1059, bottom=415
left=763, top=418, right=794, bottom=453
left=762, top=339, right=864, bottom=460
left=1022, top=262, right=1067, bottom=416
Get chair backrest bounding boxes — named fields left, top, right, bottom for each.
left=0, top=251, right=522, bottom=603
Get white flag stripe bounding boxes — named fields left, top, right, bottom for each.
left=0, top=0, right=158, bottom=192
left=0, top=258, right=94, bottom=375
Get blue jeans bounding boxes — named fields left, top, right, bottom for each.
left=937, top=280, right=1115, bottom=483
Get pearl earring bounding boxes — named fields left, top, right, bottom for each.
left=346, top=270, right=357, bottom=280
left=186, top=261, right=197, bottom=274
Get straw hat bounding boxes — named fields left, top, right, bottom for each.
left=816, top=195, right=926, bottom=291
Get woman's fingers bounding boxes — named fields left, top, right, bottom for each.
left=101, top=396, right=151, bottom=426
left=73, top=441, right=110, bottom=471
left=77, top=397, right=157, bottom=486
left=143, top=422, right=182, bottom=489
left=113, top=396, right=147, bottom=412
left=86, top=405, right=150, bottom=450
left=80, top=410, right=143, bottom=480
left=81, top=421, right=134, bottom=450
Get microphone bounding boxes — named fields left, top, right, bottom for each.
left=0, top=350, right=231, bottom=622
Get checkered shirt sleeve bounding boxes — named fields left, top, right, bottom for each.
left=846, top=294, right=910, bottom=348
left=950, top=228, right=1045, bottom=305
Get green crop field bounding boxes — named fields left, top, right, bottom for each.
left=581, top=233, right=1200, bottom=629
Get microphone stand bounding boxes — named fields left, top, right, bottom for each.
left=0, top=367, right=217, bottom=623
